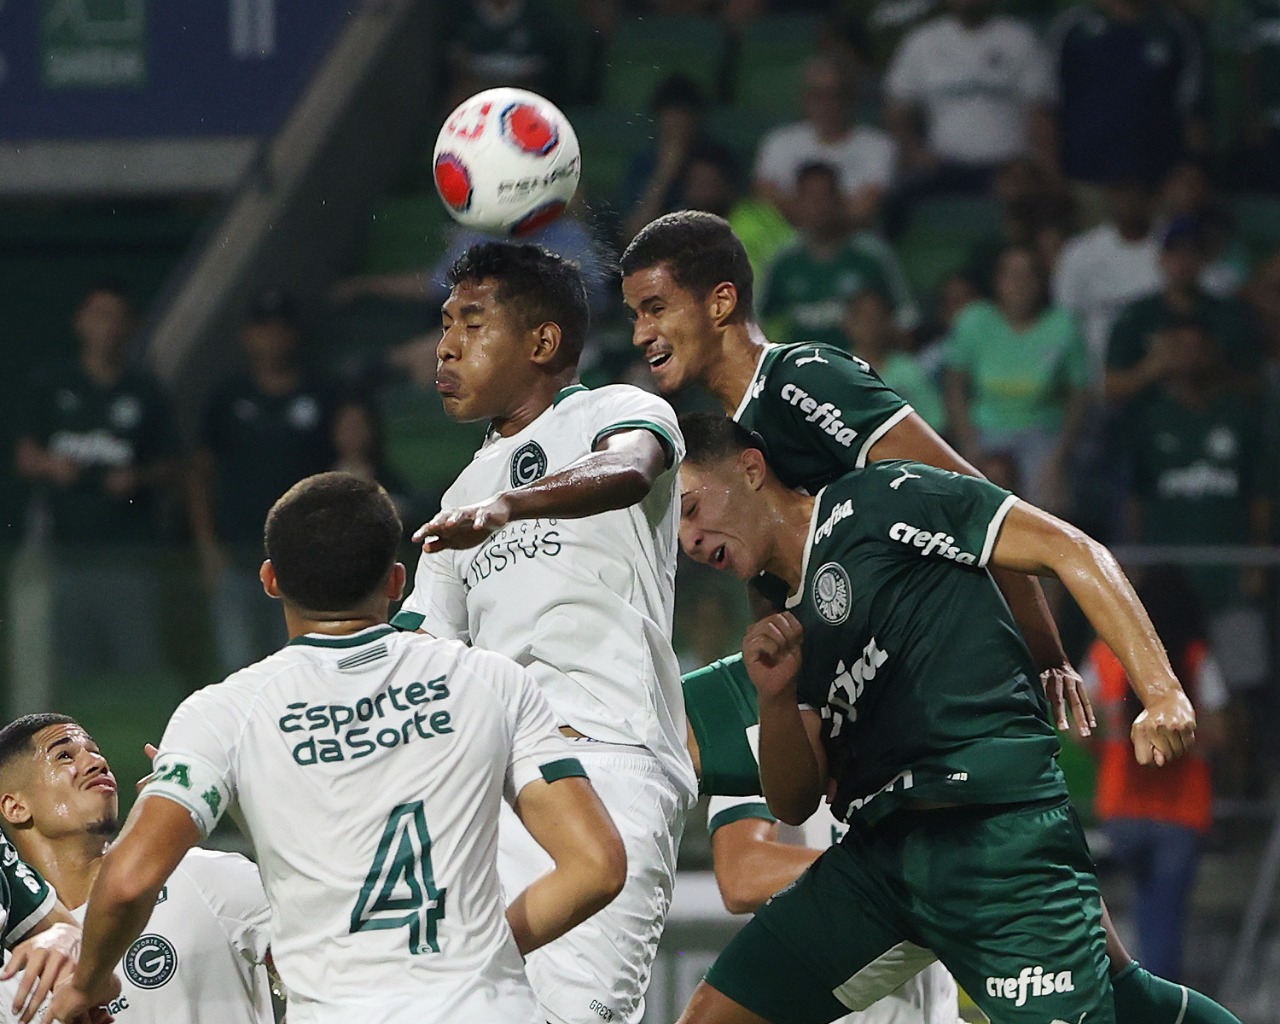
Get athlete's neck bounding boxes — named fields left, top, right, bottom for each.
left=283, top=607, right=389, bottom=641
left=708, top=322, right=772, bottom=414
left=490, top=370, right=578, bottom=438
left=16, top=830, right=108, bottom=911
left=761, top=488, right=817, bottom=591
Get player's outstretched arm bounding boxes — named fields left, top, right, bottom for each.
left=711, top=818, right=821, bottom=915
left=416, top=429, right=668, bottom=551
left=506, top=777, right=627, bottom=956
left=745, top=614, right=826, bottom=826
left=989, top=501, right=1196, bottom=767
left=867, top=414, right=1094, bottom=736
left=46, top=798, right=196, bottom=1024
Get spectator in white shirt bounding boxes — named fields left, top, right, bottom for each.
left=753, top=56, right=897, bottom=229
left=883, top=0, right=1055, bottom=192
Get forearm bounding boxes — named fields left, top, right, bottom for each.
left=503, top=450, right=655, bottom=520
left=991, top=566, right=1067, bottom=670
left=504, top=861, right=617, bottom=956
left=757, top=695, right=822, bottom=826
left=72, top=858, right=162, bottom=995
left=713, top=837, right=820, bottom=914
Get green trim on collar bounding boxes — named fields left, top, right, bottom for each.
left=553, top=384, right=590, bottom=407
left=391, top=610, right=426, bottom=632
left=288, top=625, right=397, bottom=649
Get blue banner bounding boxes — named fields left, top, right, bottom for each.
left=0, top=0, right=355, bottom=139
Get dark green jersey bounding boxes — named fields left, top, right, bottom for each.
left=760, top=240, right=896, bottom=350
left=683, top=654, right=760, bottom=796
left=789, top=461, right=1066, bottom=826
left=733, top=343, right=911, bottom=495
left=0, top=834, right=55, bottom=944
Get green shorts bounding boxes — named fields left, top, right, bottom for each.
left=705, top=798, right=1114, bottom=1024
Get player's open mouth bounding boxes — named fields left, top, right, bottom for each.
left=711, top=544, right=727, bottom=568
left=435, top=374, right=460, bottom=396
left=647, top=351, right=672, bottom=369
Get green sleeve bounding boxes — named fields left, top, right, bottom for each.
left=859, top=460, right=1016, bottom=569
left=0, top=837, right=55, bottom=946
left=682, top=654, right=763, bottom=797
left=763, top=344, right=911, bottom=470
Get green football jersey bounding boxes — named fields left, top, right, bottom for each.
left=682, top=654, right=760, bottom=797
left=787, top=461, right=1066, bottom=827
left=733, top=343, right=911, bottom=495
left=0, top=833, right=55, bottom=945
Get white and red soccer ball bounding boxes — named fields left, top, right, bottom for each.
left=433, top=88, right=581, bottom=237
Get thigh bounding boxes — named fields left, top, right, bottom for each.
left=903, top=800, right=1115, bottom=1024
left=501, top=750, right=684, bottom=1024
left=706, top=840, right=932, bottom=1024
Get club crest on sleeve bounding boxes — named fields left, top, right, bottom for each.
left=813, top=562, right=852, bottom=624
left=511, top=440, right=548, bottom=487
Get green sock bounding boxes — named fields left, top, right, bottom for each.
left=1112, top=962, right=1243, bottom=1024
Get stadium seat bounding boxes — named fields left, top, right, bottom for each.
left=379, top=380, right=485, bottom=495
left=703, top=106, right=786, bottom=167
left=358, top=193, right=452, bottom=274
left=1230, top=194, right=1280, bottom=261
left=566, top=105, right=648, bottom=214
left=895, top=195, right=1003, bottom=296
left=601, top=16, right=728, bottom=114
left=731, top=14, right=821, bottom=119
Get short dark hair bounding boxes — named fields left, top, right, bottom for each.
left=620, top=211, right=755, bottom=316
left=447, top=242, right=590, bottom=367
left=0, top=715, right=78, bottom=776
left=80, top=279, right=132, bottom=306
left=795, top=161, right=840, bottom=191
left=264, top=472, right=402, bottom=613
left=650, top=73, right=705, bottom=113
left=679, top=412, right=764, bottom=467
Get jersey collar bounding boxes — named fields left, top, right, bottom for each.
left=731, top=345, right=776, bottom=422
left=288, top=624, right=397, bottom=649
left=553, top=383, right=589, bottom=407
left=483, top=383, right=590, bottom=445
left=785, top=486, right=827, bottom=610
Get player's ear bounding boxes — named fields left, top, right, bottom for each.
left=529, top=321, right=563, bottom=367
left=740, top=446, right=768, bottom=490
left=0, top=791, right=32, bottom=828
left=260, top=560, right=283, bottom=601
left=387, top=563, right=407, bottom=602
left=708, top=281, right=738, bottom=327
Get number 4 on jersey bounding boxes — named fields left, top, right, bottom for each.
left=350, top=801, right=447, bottom=954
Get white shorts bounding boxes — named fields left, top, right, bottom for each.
left=498, top=744, right=686, bottom=1024
left=838, top=962, right=959, bottom=1024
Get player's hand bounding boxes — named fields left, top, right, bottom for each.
left=44, top=970, right=120, bottom=1024
left=135, top=743, right=160, bottom=794
left=1131, top=690, right=1196, bottom=767
left=1041, top=664, right=1095, bottom=737
left=743, top=613, right=803, bottom=702
left=414, top=497, right=513, bottom=552
left=3, top=923, right=81, bottom=1023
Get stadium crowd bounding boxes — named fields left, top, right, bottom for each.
left=4, top=0, right=1280, bottom=1002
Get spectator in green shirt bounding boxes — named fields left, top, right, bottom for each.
left=759, top=161, right=914, bottom=348
left=841, top=287, right=947, bottom=433
left=944, top=244, right=1090, bottom=509
left=1105, top=217, right=1263, bottom=412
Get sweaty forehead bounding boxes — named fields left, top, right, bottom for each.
left=32, top=724, right=94, bottom=756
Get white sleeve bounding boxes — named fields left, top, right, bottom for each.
left=753, top=127, right=792, bottom=189
left=1051, top=241, right=1084, bottom=313
left=884, top=33, right=925, bottom=103
left=142, top=685, right=243, bottom=838
left=1195, top=653, right=1229, bottom=714
left=586, top=386, right=684, bottom=467
left=181, top=852, right=272, bottom=966
left=477, top=654, right=585, bottom=803
left=857, top=134, right=897, bottom=191
left=392, top=548, right=470, bottom=641
left=1017, top=33, right=1054, bottom=103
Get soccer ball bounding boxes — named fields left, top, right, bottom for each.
left=433, top=88, right=581, bottom=237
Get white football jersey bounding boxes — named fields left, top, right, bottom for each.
left=0, top=849, right=272, bottom=1024
left=706, top=799, right=960, bottom=1024
left=392, top=383, right=697, bottom=805
left=143, top=626, right=583, bottom=1024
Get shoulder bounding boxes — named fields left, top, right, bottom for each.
left=902, top=15, right=951, bottom=49
left=990, top=15, right=1039, bottom=46
left=759, top=121, right=809, bottom=150
left=848, top=126, right=894, bottom=154
left=1046, top=5, right=1097, bottom=49
left=954, top=300, right=1001, bottom=331
left=173, top=847, right=261, bottom=889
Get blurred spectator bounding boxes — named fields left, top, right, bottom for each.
left=915, top=269, right=981, bottom=375
left=1046, top=0, right=1206, bottom=195
left=675, top=588, right=744, bottom=673
left=188, top=289, right=337, bottom=673
left=621, top=75, right=714, bottom=242
left=835, top=0, right=939, bottom=71
left=759, top=162, right=916, bottom=348
left=1158, top=159, right=1250, bottom=297
left=332, top=205, right=615, bottom=318
left=1052, top=180, right=1162, bottom=382
left=331, top=397, right=411, bottom=506
left=14, top=282, right=178, bottom=678
left=1121, top=319, right=1272, bottom=785
left=973, top=448, right=1021, bottom=492
left=754, top=56, right=896, bottom=228
left=884, top=0, right=1054, bottom=194
left=842, top=288, right=946, bottom=432
left=1106, top=218, right=1263, bottom=412
left=968, top=158, right=1077, bottom=292
left=1245, top=250, right=1280, bottom=373
left=675, top=143, right=796, bottom=278
left=1241, top=0, right=1280, bottom=191
left=443, top=0, right=564, bottom=108
left=944, top=245, right=1089, bottom=510
left=1081, top=565, right=1227, bottom=980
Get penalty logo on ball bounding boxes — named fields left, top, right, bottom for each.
left=434, top=153, right=473, bottom=212
left=500, top=102, right=559, bottom=156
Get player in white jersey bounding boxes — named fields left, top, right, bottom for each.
left=392, top=243, right=696, bottom=1024
left=46, top=473, right=625, bottom=1024
left=683, top=658, right=959, bottom=1024
left=0, top=714, right=272, bottom=1024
